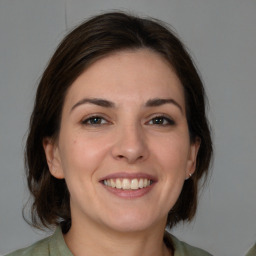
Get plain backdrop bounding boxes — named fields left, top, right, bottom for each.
left=0, top=1, right=256, bottom=255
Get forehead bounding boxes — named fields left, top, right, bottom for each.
left=64, top=49, right=185, bottom=109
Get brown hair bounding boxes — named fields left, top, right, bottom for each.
left=24, top=12, right=213, bottom=231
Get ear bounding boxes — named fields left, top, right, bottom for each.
left=42, top=137, right=65, bottom=179
left=186, top=137, right=201, bottom=179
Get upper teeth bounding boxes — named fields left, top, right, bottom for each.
left=103, top=178, right=152, bottom=190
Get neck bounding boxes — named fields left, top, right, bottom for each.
left=63, top=217, right=172, bottom=256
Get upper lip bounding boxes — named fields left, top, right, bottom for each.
left=100, top=172, right=157, bottom=182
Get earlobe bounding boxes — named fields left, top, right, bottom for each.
left=42, top=137, right=65, bottom=179
left=186, top=137, right=201, bottom=178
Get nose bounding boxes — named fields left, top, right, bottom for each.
left=111, top=124, right=149, bottom=164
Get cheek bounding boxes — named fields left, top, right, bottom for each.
left=59, top=134, right=109, bottom=177
left=154, top=135, right=190, bottom=172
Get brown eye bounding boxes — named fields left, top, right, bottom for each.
left=148, top=116, right=175, bottom=126
left=82, top=116, right=108, bottom=125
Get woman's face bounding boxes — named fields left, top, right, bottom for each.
left=44, top=49, right=199, bottom=233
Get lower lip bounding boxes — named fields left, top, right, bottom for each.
left=101, top=183, right=155, bottom=199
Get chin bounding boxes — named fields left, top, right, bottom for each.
left=103, top=211, right=163, bottom=233
left=109, top=221, right=152, bottom=233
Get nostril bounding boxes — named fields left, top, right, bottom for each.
left=116, top=154, right=143, bottom=162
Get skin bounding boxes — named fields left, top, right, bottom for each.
left=43, top=49, right=200, bottom=256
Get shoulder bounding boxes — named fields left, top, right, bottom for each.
left=4, top=227, right=71, bottom=256
left=5, top=236, right=52, bottom=256
left=165, top=232, right=213, bottom=256
left=245, top=243, right=256, bottom=256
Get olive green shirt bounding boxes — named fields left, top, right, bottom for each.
left=245, top=244, right=256, bottom=256
left=6, top=227, right=212, bottom=256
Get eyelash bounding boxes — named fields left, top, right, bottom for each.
left=81, top=115, right=109, bottom=126
left=147, top=115, right=175, bottom=126
left=81, top=115, right=175, bottom=127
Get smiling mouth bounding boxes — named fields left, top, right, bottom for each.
left=102, top=178, right=153, bottom=190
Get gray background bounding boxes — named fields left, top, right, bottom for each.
left=0, top=1, right=255, bottom=255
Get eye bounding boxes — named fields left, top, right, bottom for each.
left=81, top=116, right=108, bottom=126
left=147, top=116, right=175, bottom=126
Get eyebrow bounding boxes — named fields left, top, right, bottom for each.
left=145, top=98, right=183, bottom=114
left=70, top=98, right=115, bottom=112
left=70, top=97, right=183, bottom=114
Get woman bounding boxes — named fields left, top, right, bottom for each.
left=7, top=12, right=213, bottom=256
